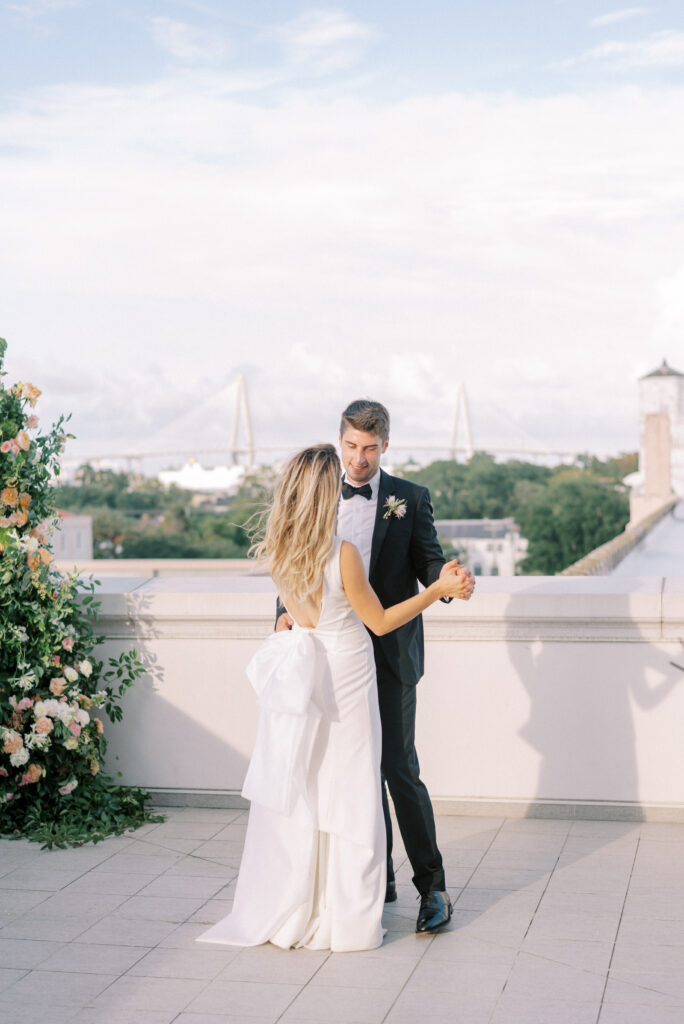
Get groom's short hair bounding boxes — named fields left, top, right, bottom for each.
left=340, top=399, right=390, bottom=441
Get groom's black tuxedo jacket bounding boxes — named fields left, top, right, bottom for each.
left=276, top=469, right=447, bottom=688
left=367, top=469, right=446, bottom=687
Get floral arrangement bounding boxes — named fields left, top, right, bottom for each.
left=0, top=338, right=161, bottom=847
left=383, top=495, right=407, bottom=520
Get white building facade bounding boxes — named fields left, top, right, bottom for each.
left=435, top=518, right=527, bottom=576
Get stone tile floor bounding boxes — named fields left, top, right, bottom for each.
left=1, top=809, right=684, bottom=1024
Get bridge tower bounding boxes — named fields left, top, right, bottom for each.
left=449, top=384, right=474, bottom=461
left=231, top=374, right=255, bottom=467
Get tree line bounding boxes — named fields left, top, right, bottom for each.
left=53, top=452, right=636, bottom=574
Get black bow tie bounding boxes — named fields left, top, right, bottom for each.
left=342, top=481, right=372, bottom=501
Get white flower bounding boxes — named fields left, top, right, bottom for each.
left=34, top=698, right=61, bottom=719
left=10, top=747, right=29, bottom=767
left=79, top=659, right=93, bottom=678
left=25, top=732, right=50, bottom=752
left=58, top=779, right=78, bottom=796
left=17, top=673, right=35, bottom=691
left=383, top=496, right=408, bottom=520
left=63, top=736, right=79, bottom=751
left=25, top=537, right=39, bottom=554
left=90, top=691, right=107, bottom=706
left=75, top=709, right=90, bottom=727
left=64, top=666, right=79, bottom=683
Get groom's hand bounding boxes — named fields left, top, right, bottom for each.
left=440, top=559, right=475, bottom=600
left=275, top=612, right=294, bottom=632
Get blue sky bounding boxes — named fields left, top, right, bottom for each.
left=2, top=2, right=684, bottom=463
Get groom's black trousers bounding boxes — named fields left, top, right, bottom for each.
left=376, top=670, right=445, bottom=895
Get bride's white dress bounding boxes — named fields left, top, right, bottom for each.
left=196, top=538, right=386, bottom=952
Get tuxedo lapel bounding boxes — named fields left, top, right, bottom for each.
left=369, top=469, right=391, bottom=578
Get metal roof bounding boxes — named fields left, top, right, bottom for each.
left=641, top=359, right=684, bottom=379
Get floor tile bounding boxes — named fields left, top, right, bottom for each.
left=128, top=946, right=237, bottom=979
left=281, top=983, right=397, bottom=1023
left=187, top=978, right=301, bottom=1017
left=90, top=974, right=206, bottom=1012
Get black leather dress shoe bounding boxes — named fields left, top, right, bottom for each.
left=416, top=890, right=452, bottom=932
left=385, top=880, right=397, bottom=903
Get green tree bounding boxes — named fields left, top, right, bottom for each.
left=516, top=471, right=629, bottom=574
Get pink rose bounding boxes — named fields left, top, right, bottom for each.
left=0, top=441, right=11, bottom=454
left=58, top=780, right=78, bottom=796
left=62, top=637, right=74, bottom=652
left=0, top=767, right=8, bottom=777
left=17, top=697, right=34, bottom=711
left=26, top=415, right=39, bottom=429
left=68, top=722, right=81, bottom=738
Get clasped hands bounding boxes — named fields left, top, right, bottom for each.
left=439, top=558, right=476, bottom=601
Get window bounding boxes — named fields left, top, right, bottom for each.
left=473, top=563, right=482, bottom=576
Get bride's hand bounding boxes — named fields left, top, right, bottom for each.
left=437, top=567, right=475, bottom=601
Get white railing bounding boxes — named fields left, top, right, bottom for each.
left=95, top=574, right=684, bottom=821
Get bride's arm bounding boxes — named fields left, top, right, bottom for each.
left=340, top=541, right=474, bottom=637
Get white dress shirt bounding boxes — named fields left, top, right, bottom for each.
left=336, top=470, right=380, bottom=578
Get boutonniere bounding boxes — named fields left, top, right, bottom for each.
left=383, top=495, right=407, bottom=520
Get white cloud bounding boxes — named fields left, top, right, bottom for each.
left=3, top=75, right=683, bottom=457
left=270, top=7, right=377, bottom=74
left=558, top=30, right=684, bottom=70
left=589, top=7, right=650, bottom=28
left=150, top=16, right=231, bottom=64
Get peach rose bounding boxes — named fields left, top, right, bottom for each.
left=16, top=431, right=30, bottom=452
left=27, top=552, right=40, bottom=571
left=22, top=383, right=42, bottom=406
left=31, top=522, right=50, bottom=543
left=26, top=415, right=39, bottom=429
left=11, top=510, right=28, bottom=527
left=89, top=759, right=100, bottom=776
left=18, top=492, right=31, bottom=509
left=19, top=764, right=42, bottom=786
left=2, top=731, right=23, bottom=755
left=0, top=516, right=12, bottom=527
left=1, top=486, right=18, bottom=507
left=39, top=548, right=51, bottom=565
left=93, top=717, right=104, bottom=735
left=35, top=717, right=53, bottom=735
left=49, top=678, right=67, bottom=696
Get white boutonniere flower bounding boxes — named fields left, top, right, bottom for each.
left=383, top=495, right=407, bottom=520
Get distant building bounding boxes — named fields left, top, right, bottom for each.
left=54, top=510, right=93, bottom=560
left=158, top=459, right=246, bottom=494
left=629, top=359, right=684, bottom=524
left=436, top=518, right=527, bottom=576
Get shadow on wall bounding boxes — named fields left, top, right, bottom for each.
left=504, top=584, right=682, bottom=818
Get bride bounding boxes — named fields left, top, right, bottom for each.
left=197, top=443, right=473, bottom=953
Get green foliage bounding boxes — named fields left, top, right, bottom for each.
left=402, top=451, right=632, bottom=575
left=53, top=463, right=277, bottom=559
left=403, top=454, right=551, bottom=519
left=0, top=339, right=162, bottom=847
left=515, top=470, right=630, bottom=574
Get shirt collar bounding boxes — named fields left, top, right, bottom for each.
left=342, top=468, right=381, bottom=500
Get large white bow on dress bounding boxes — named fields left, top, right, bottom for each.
left=241, top=628, right=322, bottom=816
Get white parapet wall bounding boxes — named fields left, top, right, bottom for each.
left=94, top=574, right=684, bottom=821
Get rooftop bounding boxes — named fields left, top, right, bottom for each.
left=2, top=808, right=684, bottom=1023
left=640, top=358, right=684, bottom=379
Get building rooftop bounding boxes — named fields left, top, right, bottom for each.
left=436, top=518, right=517, bottom=540
left=2, top=808, right=684, bottom=1023
left=641, top=358, right=684, bottom=379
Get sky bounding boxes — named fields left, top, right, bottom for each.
left=2, top=0, right=684, bottom=467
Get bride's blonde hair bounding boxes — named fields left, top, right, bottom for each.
left=252, top=443, right=341, bottom=601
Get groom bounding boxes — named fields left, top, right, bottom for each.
left=277, top=399, right=473, bottom=933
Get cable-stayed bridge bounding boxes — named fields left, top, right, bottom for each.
left=63, top=377, right=587, bottom=475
